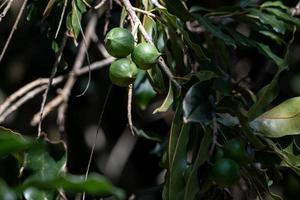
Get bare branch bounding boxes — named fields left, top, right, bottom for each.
left=0, top=0, right=28, bottom=63
left=0, top=57, right=113, bottom=124
left=0, top=0, right=14, bottom=21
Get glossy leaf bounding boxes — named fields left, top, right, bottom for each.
left=0, top=126, right=33, bottom=157
left=153, top=82, right=173, bottom=114
left=250, top=97, right=300, bottom=137
left=165, top=0, right=193, bottom=21
left=147, top=64, right=166, bottom=94
left=248, top=72, right=280, bottom=120
left=134, top=71, right=156, bottom=110
left=247, top=10, right=286, bottom=34
left=183, top=129, right=212, bottom=200
left=193, top=14, right=236, bottom=47
left=0, top=179, right=16, bottom=200
left=183, top=81, right=213, bottom=124
left=23, top=138, right=67, bottom=199
left=263, top=8, right=300, bottom=28
left=159, top=9, right=209, bottom=61
left=163, top=103, right=190, bottom=200
left=21, top=173, right=125, bottom=199
left=226, top=29, right=287, bottom=69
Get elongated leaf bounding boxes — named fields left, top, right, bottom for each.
left=0, top=179, right=16, bottom=200
left=21, top=173, right=125, bottom=199
left=183, top=81, right=213, bottom=124
left=163, top=103, right=190, bottom=200
left=183, top=129, right=212, bottom=200
left=43, top=0, right=58, bottom=17
left=159, top=9, right=209, bottom=61
left=260, top=1, right=289, bottom=11
left=250, top=97, right=300, bottom=137
left=248, top=72, right=280, bottom=120
left=226, top=29, right=287, bottom=69
left=165, top=0, right=193, bottom=21
left=153, top=82, right=173, bottom=114
left=264, top=8, right=300, bottom=27
left=0, top=126, right=33, bottom=157
left=193, top=14, right=236, bottom=47
left=23, top=138, right=67, bottom=199
left=247, top=10, right=286, bottom=34
left=266, top=139, right=300, bottom=176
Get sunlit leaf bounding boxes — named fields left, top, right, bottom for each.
left=21, top=173, right=125, bottom=199
left=153, top=82, right=173, bottom=114
left=250, top=97, right=300, bottom=137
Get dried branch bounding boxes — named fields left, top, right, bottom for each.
left=0, top=57, right=114, bottom=124
left=120, top=0, right=181, bottom=90
left=0, top=0, right=14, bottom=21
left=291, top=1, right=300, bottom=16
left=0, top=0, right=28, bottom=63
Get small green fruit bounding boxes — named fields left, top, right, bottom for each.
left=132, top=42, right=160, bottom=70
left=211, top=158, right=240, bottom=186
left=109, top=58, right=137, bottom=87
left=104, top=28, right=134, bottom=58
left=223, top=138, right=248, bottom=164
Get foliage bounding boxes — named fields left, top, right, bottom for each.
left=1, top=0, right=300, bottom=199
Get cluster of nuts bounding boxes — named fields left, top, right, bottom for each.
left=104, top=28, right=160, bottom=87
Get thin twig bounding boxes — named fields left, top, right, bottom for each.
left=0, top=57, right=114, bottom=123
left=120, top=0, right=181, bottom=90
left=37, top=33, right=68, bottom=137
left=127, top=84, right=134, bottom=135
left=0, top=0, right=14, bottom=21
left=55, top=0, right=68, bottom=38
left=0, top=0, right=28, bottom=63
left=0, top=86, right=47, bottom=123
left=30, top=57, right=114, bottom=126
left=82, top=84, right=112, bottom=200
left=132, top=7, right=156, bottom=17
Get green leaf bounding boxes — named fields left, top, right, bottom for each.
left=43, top=0, right=59, bottom=17
left=0, top=179, right=16, bottom=200
left=143, top=15, right=158, bottom=43
left=260, top=1, right=289, bottom=11
left=247, top=10, right=286, bottom=34
left=266, top=139, right=300, bottom=176
left=0, top=126, right=33, bottom=157
left=147, top=64, right=166, bottom=94
left=163, top=103, right=190, bottom=200
left=165, top=0, right=193, bottom=21
left=248, top=72, right=280, bottom=120
left=193, top=14, right=236, bottom=47
left=134, top=71, right=156, bottom=110
left=259, top=31, right=285, bottom=45
left=21, top=173, right=125, bottom=199
left=23, top=187, right=54, bottom=200
left=250, top=97, right=300, bottom=137
left=76, top=0, right=87, bottom=12
left=153, top=82, right=173, bottom=114
left=226, top=29, right=287, bottom=69
left=263, top=8, right=300, bottom=28
left=66, top=1, right=82, bottom=39
left=183, top=129, right=212, bottom=200
left=159, top=9, right=209, bottom=61
left=183, top=81, right=214, bottom=124
left=23, top=138, right=67, bottom=199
